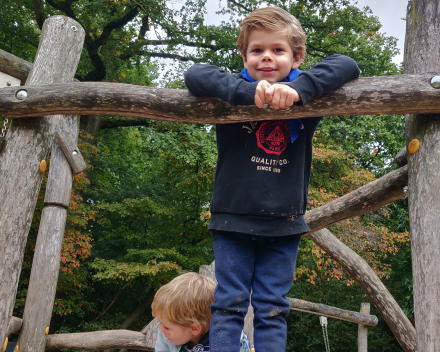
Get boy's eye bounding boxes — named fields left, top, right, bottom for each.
left=274, top=48, right=283, bottom=52
left=253, top=48, right=262, bottom=53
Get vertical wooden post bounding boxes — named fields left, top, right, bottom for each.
left=357, top=302, right=370, bottom=352
left=0, top=16, right=84, bottom=346
left=17, top=115, right=80, bottom=352
left=404, top=1, right=440, bottom=351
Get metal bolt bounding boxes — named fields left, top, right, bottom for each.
left=72, top=150, right=78, bottom=156
left=71, top=25, right=78, bottom=32
left=6, top=81, right=11, bottom=86
left=16, top=90, right=28, bottom=100
left=403, top=186, right=408, bottom=193
left=430, top=76, right=440, bottom=89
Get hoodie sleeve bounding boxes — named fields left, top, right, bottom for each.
left=184, top=64, right=258, bottom=106
left=287, top=54, right=360, bottom=106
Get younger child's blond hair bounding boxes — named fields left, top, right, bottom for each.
left=151, top=272, right=216, bottom=334
left=237, top=6, right=306, bottom=60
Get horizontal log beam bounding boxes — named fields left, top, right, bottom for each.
left=288, top=298, right=378, bottom=326
left=304, top=165, right=408, bottom=234
left=1, top=74, right=440, bottom=123
left=45, top=330, right=154, bottom=351
left=7, top=317, right=22, bottom=335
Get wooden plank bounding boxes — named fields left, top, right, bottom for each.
left=45, top=330, right=154, bottom=351
left=0, top=72, right=20, bottom=88
left=0, top=73, right=440, bottom=123
left=288, top=298, right=378, bottom=326
left=0, top=49, right=32, bottom=83
left=7, top=317, right=22, bottom=336
left=308, top=228, right=416, bottom=352
left=358, top=303, right=370, bottom=352
left=404, top=1, right=440, bottom=351
left=55, top=125, right=86, bottom=174
left=0, top=16, right=85, bottom=346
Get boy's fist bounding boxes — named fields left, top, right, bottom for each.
left=255, top=81, right=300, bottom=110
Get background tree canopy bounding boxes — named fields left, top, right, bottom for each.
left=1, top=0, right=411, bottom=350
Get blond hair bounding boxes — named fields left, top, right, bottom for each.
left=237, top=6, right=306, bottom=60
left=151, top=272, right=216, bottom=334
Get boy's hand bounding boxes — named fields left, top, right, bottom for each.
left=254, top=81, right=301, bottom=110
left=255, top=80, right=272, bottom=108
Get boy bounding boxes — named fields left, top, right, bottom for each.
left=152, top=272, right=252, bottom=352
left=184, top=6, right=360, bottom=352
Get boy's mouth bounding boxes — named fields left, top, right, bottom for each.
left=259, top=68, right=277, bottom=72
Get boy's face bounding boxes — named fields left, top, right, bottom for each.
left=157, top=315, right=201, bottom=346
left=242, top=28, right=302, bottom=83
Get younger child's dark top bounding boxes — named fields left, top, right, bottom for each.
left=184, top=55, right=360, bottom=236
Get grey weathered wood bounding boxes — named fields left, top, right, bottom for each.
left=0, top=16, right=84, bottom=346
left=1, top=73, right=440, bottom=123
left=288, top=298, right=377, bottom=326
left=308, top=228, right=416, bottom=352
left=7, top=317, right=22, bottom=336
left=45, top=330, right=154, bottom=351
left=404, top=1, right=440, bottom=351
left=394, top=146, right=408, bottom=167
left=0, top=48, right=32, bottom=83
left=304, top=165, right=408, bottom=234
left=54, top=125, right=86, bottom=174
left=358, top=303, right=370, bottom=352
left=44, top=116, right=81, bottom=208
left=17, top=206, right=67, bottom=352
left=199, top=262, right=254, bottom=347
left=0, top=72, right=21, bottom=88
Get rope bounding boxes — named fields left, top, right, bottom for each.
left=319, top=316, right=331, bottom=352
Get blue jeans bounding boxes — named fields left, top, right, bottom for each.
left=210, top=230, right=302, bottom=352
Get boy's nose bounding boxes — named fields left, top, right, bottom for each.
left=262, top=52, right=272, bottom=61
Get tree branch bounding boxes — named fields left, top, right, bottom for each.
left=92, top=279, right=134, bottom=323
left=32, top=0, right=46, bottom=29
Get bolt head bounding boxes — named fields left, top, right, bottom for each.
left=16, top=90, right=28, bottom=100
left=6, top=81, right=11, bottom=86
left=403, top=186, right=408, bottom=193
left=430, top=76, right=440, bottom=89
left=72, top=150, right=78, bottom=156
left=71, top=25, right=78, bottom=32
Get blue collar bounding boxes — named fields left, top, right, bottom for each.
left=240, top=68, right=303, bottom=143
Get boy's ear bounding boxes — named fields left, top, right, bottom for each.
left=190, top=323, right=202, bottom=336
left=291, top=52, right=304, bottom=70
left=242, top=54, right=248, bottom=69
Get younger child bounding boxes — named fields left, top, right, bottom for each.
left=152, top=272, right=251, bottom=352
left=184, top=6, right=360, bottom=352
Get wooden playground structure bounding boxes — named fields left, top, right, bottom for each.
left=1, top=1, right=440, bottom=351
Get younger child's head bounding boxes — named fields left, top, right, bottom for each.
left=152, top=272, right=216, bottom=346
left=237, top=7, right=306, bottom=82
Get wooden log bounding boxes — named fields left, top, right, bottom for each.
left=44, top=116, right=81, bottom=207
left=1, top=73, right=440, bottom=123
left=394, top=146, right=407, bottom=167
left=404, top=1, right=440, bottom=351
left=17, top=206, right=67, bottom=352
left=358, top=303, right=370, bottom=352
left=45, top=330, right=154, bottom=351
left=55, top=125, right=86, bottom=174
left=0, top=49, right=32, bottom=83
left=7, top=317, right=22, bottom=336
left=308, top=228, right=416, bottom=352
left=304, top=165, right=408, bottom=234
left=0, top=16, right=84, bottom=346
left=288, top=298, right=378, bottom=326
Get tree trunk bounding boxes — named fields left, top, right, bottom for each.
left=0, top=16, right=84, bottom=346
left=404, top=1, right=440, bottom=351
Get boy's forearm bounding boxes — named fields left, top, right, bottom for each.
left=184, top=64, right=258, bottom=106
left=288, top=54, right=360, bottom=106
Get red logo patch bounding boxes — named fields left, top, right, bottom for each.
left=256, top=121, right=290, bottom=155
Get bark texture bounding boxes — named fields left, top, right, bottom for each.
left=0, top=16, right=84, bottom=346
left=0, top=73, right=440, bottom=123
left=404, top=1, right=440, bottom=351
